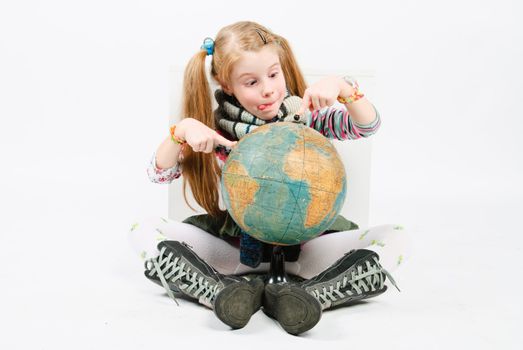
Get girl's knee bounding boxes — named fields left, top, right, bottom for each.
left=367, top=224, right=413, bottom=270
left=127, top=217, right=169, bottom=261
left=362, top=224, right=410, bottom=244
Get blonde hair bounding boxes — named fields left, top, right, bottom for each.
left=180, top=21, right=307, bottom=218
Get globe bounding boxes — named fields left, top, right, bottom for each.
left=221, top=122, right=347, bottom=245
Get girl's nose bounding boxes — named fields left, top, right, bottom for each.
left=262, top=86, right=274, bottom=97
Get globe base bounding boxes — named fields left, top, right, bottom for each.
left=265, top=246, right=289, bottom=284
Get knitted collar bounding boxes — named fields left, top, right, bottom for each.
left=213, top=89, right=307, bottom=140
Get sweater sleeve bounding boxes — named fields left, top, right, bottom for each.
left=306, top=103, right=381, bottom=140
left=146, top=143, right=232, bottom=185
left=146, top=151, right=182, bottom=184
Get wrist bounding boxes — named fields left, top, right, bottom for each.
left=170, top=123, right=186, bottom=145
left=339, top=87, right=357, bottom=101
left=337, top=76, right=364, bottom=104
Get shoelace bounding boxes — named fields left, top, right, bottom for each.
left=309, top=257, right=400, bottom=309
left=145, top=246, right=221, bottom=307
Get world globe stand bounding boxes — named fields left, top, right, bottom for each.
left=265, top=246, right=289, bottom=284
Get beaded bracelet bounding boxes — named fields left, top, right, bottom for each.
left=337, top=89, right=365, bottom=104
left=169, top=125, right=186, bottom=145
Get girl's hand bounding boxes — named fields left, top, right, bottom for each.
left=177, top=118, right=237, bottom=153
left=296, top=76, right=349, bottom=115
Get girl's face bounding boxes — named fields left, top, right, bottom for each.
left=224, top=46, right=287, bottom=121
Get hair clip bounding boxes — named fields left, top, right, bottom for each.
left=201, top=37, right=215, bottom=56
left=255, top=29, right=268, bottom=45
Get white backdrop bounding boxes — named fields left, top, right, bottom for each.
left=1, top=0, right=522, bottom=349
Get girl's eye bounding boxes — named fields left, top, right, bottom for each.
left=246, top=72, right=278, bottom=86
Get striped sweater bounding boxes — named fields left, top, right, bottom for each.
left=147, top=105, right=381, bottom=184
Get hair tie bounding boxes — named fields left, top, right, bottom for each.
left=200, top=37, right=215, bottom=56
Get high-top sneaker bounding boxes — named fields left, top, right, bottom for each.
left=262, top=249, right=399, bottom=335
left=299, top=249, right=400, bottom=311
left=144, top=240, right=264, bottom=329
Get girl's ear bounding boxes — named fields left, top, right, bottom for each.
left=220, top=82, right=233, bottom=96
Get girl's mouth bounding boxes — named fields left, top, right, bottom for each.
left=258, top=102, right=273, bottom=111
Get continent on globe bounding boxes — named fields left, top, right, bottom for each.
left=221, top=122, right=347, bottom=245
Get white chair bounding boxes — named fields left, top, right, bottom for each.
left=168, top=67, right=375, bottom=228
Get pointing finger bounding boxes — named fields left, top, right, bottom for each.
left=214, top=133, right=237, bottom=148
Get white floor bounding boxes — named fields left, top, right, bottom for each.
left=1, top=176, right=521, bottom=349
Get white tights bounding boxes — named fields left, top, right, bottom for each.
left=127, top=217, right=411, bottom=279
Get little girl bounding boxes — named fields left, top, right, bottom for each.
left=129, top=21, right=410, bottom=335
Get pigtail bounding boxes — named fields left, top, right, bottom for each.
left=180, top=50, right=224, bottom=218
left=275, top=36, right=307, bottom=97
